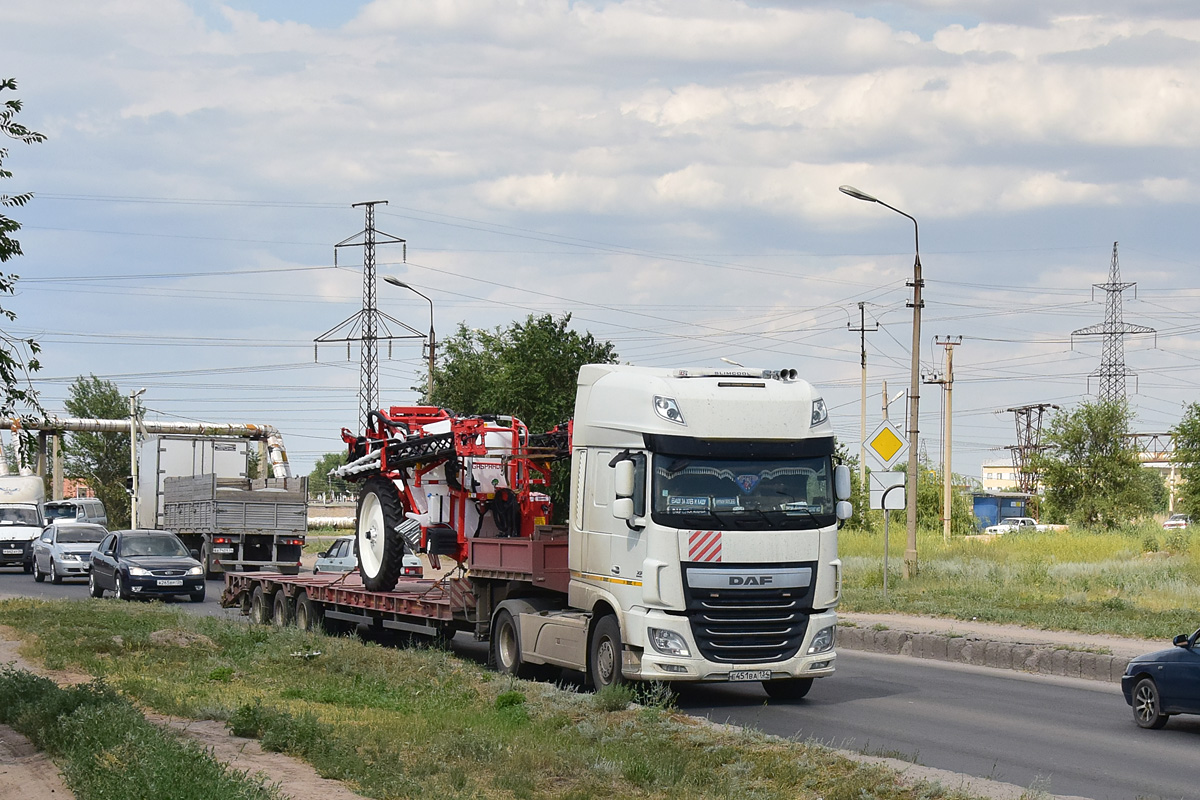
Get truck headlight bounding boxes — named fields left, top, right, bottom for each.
left=807, top=625, right=835, bottom=655
left=648, top=627, right=690, bottom=657
left=127, top=566, right=152, bottom=577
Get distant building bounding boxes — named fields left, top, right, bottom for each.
left=980, top=462, right=1019, bottom=492
left=62, top=477, right=96, bottom=499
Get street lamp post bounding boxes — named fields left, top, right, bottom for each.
left=839, top=185, right=924, bottom=578
left=129, top=388, right=146, bottom=529
left=383, top=277, right=435, bottom=402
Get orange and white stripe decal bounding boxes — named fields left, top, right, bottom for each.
left=689, top=530, right=722, bottom=562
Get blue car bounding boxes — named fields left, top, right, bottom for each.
left=1122, top=627, right=1200, bottom=728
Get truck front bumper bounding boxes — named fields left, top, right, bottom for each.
left=622, top=608, right=838, bottom=683
left=0, top=540, right=32, bottom=568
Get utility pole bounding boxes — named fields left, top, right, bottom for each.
left=129, top=388, right=145, bottom=529
left=315, top=202, right=423, bottom=431
left=847, top=302, right=877, bottom=486
left=923, top=337, right=961, bottom=542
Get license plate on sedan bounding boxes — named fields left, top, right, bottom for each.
left=2, top=549, right=21, bottom=555
left=728, top=670, right=772, bottom=682
left=156, top=579, right=184, bottom=587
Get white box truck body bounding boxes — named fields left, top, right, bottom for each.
left=0, top=475, right=46, bottom=573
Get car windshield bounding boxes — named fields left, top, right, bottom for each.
left=122, top=535, right=189, bottom=558
left=0, top=507, right=41, bottom=525
left=45, top=505, right=79, bottom=522
left=57, top=526, right=107, bottom=544
left=651, top=454, right=834, bottom=530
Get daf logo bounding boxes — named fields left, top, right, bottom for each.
left=729, top=575, right=773, bottom=586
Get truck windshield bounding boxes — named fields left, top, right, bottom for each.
left=0, top=507, right=41, bottom=526
left=651, top=454, right=834, bottom=530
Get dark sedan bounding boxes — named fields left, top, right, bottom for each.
left=1122, top=627, right=1200, bottom=728
left=88, top=529, right=205, bottom=603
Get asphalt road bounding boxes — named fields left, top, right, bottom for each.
left=670, top=651, right=1198, bottom=800
left=2, top=567, right=1196, bottom=799
left=0, top=567, right=244, bottom=620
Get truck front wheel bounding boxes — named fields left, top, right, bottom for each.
left=589, top=615, right=627, bottom=690
left=356, top=476, right=405, bottom=592
left=762, top=677, right=814, bottom=701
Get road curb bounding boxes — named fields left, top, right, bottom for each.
left=837, top=625, right=1130, bottom=683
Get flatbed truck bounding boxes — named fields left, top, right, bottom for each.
left=222, top=364, right=852, bottom=698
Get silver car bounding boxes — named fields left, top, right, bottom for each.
left=314, top=533, right=423, bottom=578
left=32, top=523, right=109, bottom=584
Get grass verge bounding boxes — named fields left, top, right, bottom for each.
left=0, top=664, right=281, bottom=800
left=0, top=597, right=989, bottom=800
left=840, top=522, right=1200, bottom=639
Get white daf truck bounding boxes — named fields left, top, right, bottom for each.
left=224, top=364, right=850, bottom=700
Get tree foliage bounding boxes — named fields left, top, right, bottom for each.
left=430, top=314, right=617, bottom=522
left=308, top=451, right=350, bottom=499
left=1034, top=400, right=1153, bottom=528
left=431, top=313, right=618, bottom=432
left=1, top=78, right=47, bottom=453
left=63, top=376, right=135, bottom=528
left=1172, top=402, right=1200, bottom=516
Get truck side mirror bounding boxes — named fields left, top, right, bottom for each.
left=836, top=501, right=853, bottom=521
left=613, top=497, right=635, bottom=520
left=615, top=459, right=635, bottom=498
left=834, top=464, right=852, bottom=501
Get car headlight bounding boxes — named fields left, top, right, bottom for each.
left=127, top=566, right=152, bottom=576
left=61, top=553, right=83, bottom=561
left=186, top=566, right=203, bottom=576
left=807, top=625, right=836, bottom=655
left=648, top=627, right=690, bottom=657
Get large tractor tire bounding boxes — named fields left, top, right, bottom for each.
left=356, top=476, right=406, bottom=592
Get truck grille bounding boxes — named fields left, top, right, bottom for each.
left=682, top=563, right=815, bottom=664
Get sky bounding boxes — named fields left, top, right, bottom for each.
left=3, top=0, right=1199, bottom=482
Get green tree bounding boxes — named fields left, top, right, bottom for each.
left=1034, top=400, right=1151, bottom=528
left=431, top=313, right=618, bottom=432
left=1, top=78, right=47, bottom=458
left=308, top=451, right=350, bottom=499
left=63, top=376, right=135, bottom=528
left=1172, top=402, right=1200, bottom=516
left=431, top=314, right=618, bottom=521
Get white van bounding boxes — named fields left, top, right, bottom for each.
left=44, top=498, right=108, bottom=528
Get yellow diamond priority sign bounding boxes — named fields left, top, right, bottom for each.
left=864, top=419, right=909, bottom=470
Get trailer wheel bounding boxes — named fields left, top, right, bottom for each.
left=589, top=615, right=627, bottom=690
left=295, top=591, right=323, bottom=632
left=490, top=609, right=531, bottom=678
left=356, top=476, right=406, bottom=592
left=249, top=585, right=272, bottom=624
left=272, top=591, right=293, bottom=627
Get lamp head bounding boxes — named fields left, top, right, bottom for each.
left=839, top=185, right=879, bottom=203
left=383, top=276, right=409, bottom=289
